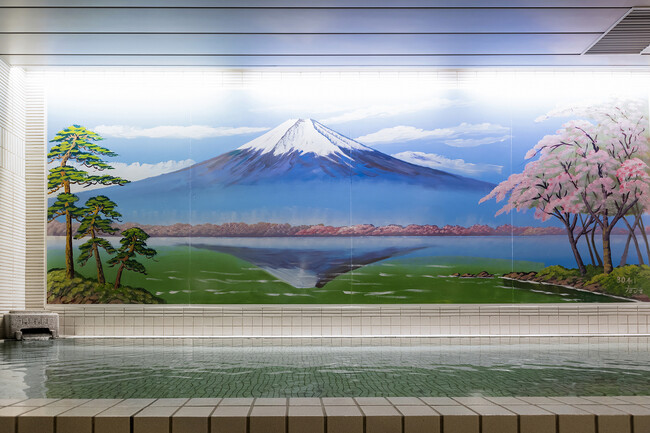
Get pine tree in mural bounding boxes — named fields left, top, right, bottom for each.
left=108, top=228, right=157, bottom=290
left=75, top=196, right=121, bottom=284
left=47, top=125, right=128, bottom=279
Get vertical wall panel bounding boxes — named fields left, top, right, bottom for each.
left=24, top=73, right=46, bottom=309
left=0, top=58, right=26, bottom=317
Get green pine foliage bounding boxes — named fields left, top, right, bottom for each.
left=75, top=196, right=122, bottom=283
left=108, top=227, right=158, bottom=289
left=47, top=125, right=129, bottom=279
left=47, top=193, right=84, bottom=222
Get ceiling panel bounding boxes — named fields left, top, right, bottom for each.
left=0, top=8, right=626, bottom=33
left=1, top=0, right=650, bottom=6
left=4, top=53, right=650, bottom=67
left=0, top=34, right=599, bottom=55
left=0, top=1, right=648, bottom=68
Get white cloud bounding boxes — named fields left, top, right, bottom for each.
left=94, top=124, right=269, bottom=140
left=355, top=122, right=511, bottom=146
left=321, top=99, right=463, bottom=124
left=66, top=159, right=195, bottom=192
left=444, top=135, right=510, bottom=148
left=392, top=151, right=502, bottom=176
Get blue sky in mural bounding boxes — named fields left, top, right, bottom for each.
left=46, top=74, right=643, bottom=227
left=49, top=81, right=522, bottom=184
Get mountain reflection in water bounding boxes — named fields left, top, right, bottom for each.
left=191, top=244, right=424, bottom=288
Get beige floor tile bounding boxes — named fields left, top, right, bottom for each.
left=517, top=397, right=558, bottom=405
left=453, top=397, right=495, bottom=406
left=172, top=406, right=214, bottom=433
left=47, top=399, right=91, bottom=407
left=387, top=397, right=424, bottom=406
left=112, top=399, right=155, bottom=408
left=581, top=396, right=629, bottom=405
left=11, top=399, right=60, bottom=407
left=501, top=404, right=556, bottom=433
left=355, top=397, right=391, bottom=406
left=185, top=398, right=222, bottom=406
left=288, top=406, right=324, bottom=433
left=324, top=405, right=363, bottom=433
left=484, top=397, right=530, bottom=405
left=133, top=405, right=178, bottom=433
left=17, top=405, right=76, bottom=433
left=77, top=399, right=123, bottom=408
left=609, top=404, right=650, bottom=433
left=0, top=399, right=26, bottom=407
left=150, top=398, right=189, bottom=406
left=250, top=405, right=286, bottom=433
left=396, top=405, right=441, bottom=433
left=431, top=405, right=478, bottom=433
left=94, top=406, right=145, bottom=433
left=322, top=397, right=356, bottom=406
left=467, top=405, right=517, bottom=433
left=361, top=405, right=402, bottom=433
left=218, top=398, right=254, bottom=406
left=289, top=398, right=322, bottom=406
left=419, top=397, right=460, bottom=406
left=56, top=406, right=113, bottom=433
left=254, top=398, right=287, bottom=406
left=0, top=406, right=41, bottom=433
left=616, top=396, right=650, bottom=405
left=550, top=397, right=598, bottom=405
left=574, top=404, right=630, bottom=433
left=538, top=405, right=595, bottom=433
left=211, top=405, right=251, bottom=433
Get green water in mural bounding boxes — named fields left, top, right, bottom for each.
left=47, top=246, right=623, bottom=304
left=2, top=338, right=650, bottom=398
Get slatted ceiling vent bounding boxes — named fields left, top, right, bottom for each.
left=585, top=8, right=650, bottom=55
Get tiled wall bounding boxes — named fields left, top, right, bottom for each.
left=47, top=304, right=650, bottom=338
left=0, top=59, right=26, bottom=325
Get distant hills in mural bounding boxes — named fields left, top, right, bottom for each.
left=77, top=118, right=507, bottom=226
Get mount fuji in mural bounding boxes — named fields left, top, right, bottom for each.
left=87, top=118, right=503, bottom=226
left=186, top=118, right=490, bottom=188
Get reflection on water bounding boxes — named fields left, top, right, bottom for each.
left=191, top=243, right=424, bottom=288
left=1, top=338, right=650, bottom=399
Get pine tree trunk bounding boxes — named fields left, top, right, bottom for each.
left=114, top=263, right=125, bottom=290
left=90, top=228, right=105, bottom=284
left=65, top=209, right=75, bottom=279
left=94, top=243, right=105, bottom=284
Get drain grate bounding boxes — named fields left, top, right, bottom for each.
left=584, top=8, right=650, bottom=55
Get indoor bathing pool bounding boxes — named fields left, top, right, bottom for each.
left=1, top=337, right=650, bottom=400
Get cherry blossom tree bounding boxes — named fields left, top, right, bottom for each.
left=481, top=99, right=650, bottom=274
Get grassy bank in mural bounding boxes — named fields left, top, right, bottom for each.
left=46, top=99, right=650, bottom=304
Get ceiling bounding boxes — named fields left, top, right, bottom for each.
left=1, top=0, right=649, bottom=68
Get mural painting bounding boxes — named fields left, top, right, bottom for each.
left=46, top=76, right=650, bottom=304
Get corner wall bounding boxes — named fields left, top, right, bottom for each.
left=0, top=61, right=46, bottom=338
left=0, top=59, right=26, bottom=335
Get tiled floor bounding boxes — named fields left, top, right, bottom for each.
left=1, top=396, right=649, bottom=433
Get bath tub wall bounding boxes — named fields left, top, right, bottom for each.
left=46, top=303, right=650, bottom=338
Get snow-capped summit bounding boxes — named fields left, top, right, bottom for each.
left=238, top=118, right=369, bottom=158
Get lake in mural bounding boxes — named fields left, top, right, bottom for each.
left=45, top=74, right=650, bottom=304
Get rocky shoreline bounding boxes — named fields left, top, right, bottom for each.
left=502, top=271, right=650, bottom=302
